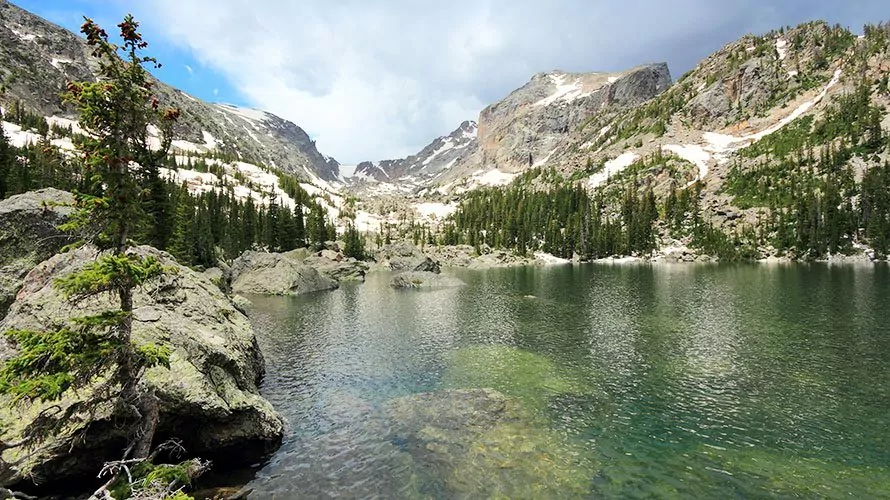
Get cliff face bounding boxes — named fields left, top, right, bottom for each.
left=349, top=64, right=671, bottom=195
left=475, top=64, right=671, bottom=174
left=0, top=0, right=340, bottom=181
left=354, top=121, right=478, bottom=184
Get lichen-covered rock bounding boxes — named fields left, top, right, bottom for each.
left=0, top=245, right=284, bottom=489
left=0, top=189, right=76, bottom=321
left=0, top=188, right=74, bottom=266
left=229, top=250, right=338, bottom=295
left=304, top=252, right=370, bottom=282
left=377, top=242, right=442, bottom=273
left=390, top=271, right=464, bottom=289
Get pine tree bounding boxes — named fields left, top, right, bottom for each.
left=293, top=202, right=306, bottom=248
left=343, top=223, right=365, bottom=260
left=0, top=121, right=12, bottom=199
left=0, top=16, right=179, bottom=475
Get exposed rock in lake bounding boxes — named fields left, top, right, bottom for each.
left=0, top=245, right=284, bottom=489
left=304, top=249, right=370, bottom=282
left=376, top=242, right=442, bottom=273
left=229, top=250, right=338, bottom=295
left=390, top=271, right=465, bottom=289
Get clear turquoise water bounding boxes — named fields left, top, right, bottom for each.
left=242, top=264, right=890, bottom=499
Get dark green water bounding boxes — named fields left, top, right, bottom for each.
left=243, top=264, right=890, bottom=499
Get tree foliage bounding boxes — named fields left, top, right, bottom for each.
left=0, top=15, right=179, bottom=468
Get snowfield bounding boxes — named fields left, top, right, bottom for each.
left=415, top=202, right=458, bottom=220
left=588, top=152, right=638, bottom=188
left=2, top=120, right=43, bottom=148
left=474, top=169, right=519, bottom=187
left=217, top=104, right=269, bottom=123
left=662, top=144, right=711, bottom=186
left=775, top=39, right=788, bottom=60
left=534, top=74, right=591, bottom=107
left=703, top=68, right=842, bottom=158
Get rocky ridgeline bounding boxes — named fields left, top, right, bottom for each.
left=470, top=64, right=671, bottom=177
left=348, top=64, right=671, bottom=195
left=354, top=121, right=478, bottom=184
left=0, top=0, right=340, bottom=182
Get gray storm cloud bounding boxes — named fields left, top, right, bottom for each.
left=136, top=0, right=889, bottom=163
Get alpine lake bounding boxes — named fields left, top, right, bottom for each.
left=222, top=263, right=890, bottom=499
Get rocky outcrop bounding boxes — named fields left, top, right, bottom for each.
left=0, top=189, right=75, bottom=319
left=390, top=271, right=464, bottom=289
left=428, top=64, right=671, bottom=187
left=353, top=121, right=478, bottom=184
left=229, top=250, right=338, bottom=295
left=304, top=250, right=370, bottom=282
left=0, top=245, right=284, bottom=489
left=348, top=64, right=670, bottom=194
left=0, top=188, right=74, bottom=268
left=376, top=242, right=443, bottom=273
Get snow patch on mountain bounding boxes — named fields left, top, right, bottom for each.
left=50, top=58, right=72, bottom=70
left=217, top=104, right=269, bottom=123
left=1, top=120, right=42, bottom=148
left=461, top=122, right=478, bottom=139
left=533, top=148, right=557, bottom=168
left=202, top=131, right=218, bottom=149
left=415, top=202, right=458, bottom=220
left=475, top=169, right=519, bottom=187
left=775, top=39, right=788, bottom=60
left=534, top=74, right=590, bottom=107
left=662, top=144, right=711, bottom=185
left=588, top=152, right=638, bottom=188
left=703, top=68, right=842, bottom=158
left=423, top=139, right=455, bottom=166
left=9, top=28, right=36, bottom=42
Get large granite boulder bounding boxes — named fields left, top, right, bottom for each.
left=304, top=250, right=370, bottom=282
left=229, top=250, right=338, bottom=295
left=390, top=271, right=464, bottom=289
left=0, top=245, right=284, bottom=489
left=377, top=242, right=442, bottom=274
left=0, top=188, right=74, bottom=268
left=0, top=189, right=76, bottom=319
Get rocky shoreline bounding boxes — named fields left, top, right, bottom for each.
left=0, top=189, right=882, bottom=496
left=0, top=191, right=285, bottom=494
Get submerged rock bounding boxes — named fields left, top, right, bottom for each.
left=442, top=344, right=598, bottom=412
left=230, top=250, right=338, bottom=295
left=384, top=388, right=595, bottom=498
left=390, top=271, right=465, bottom=289
left=0, top=245, right=284, bottom=489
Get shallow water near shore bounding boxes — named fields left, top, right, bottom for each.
left=236, top=264, right=890, bottom=498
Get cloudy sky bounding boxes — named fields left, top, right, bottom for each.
left=12, top=0, right=890, bottom=164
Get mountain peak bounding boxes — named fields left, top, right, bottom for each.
left=0, top=2, right=341, bottom=182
